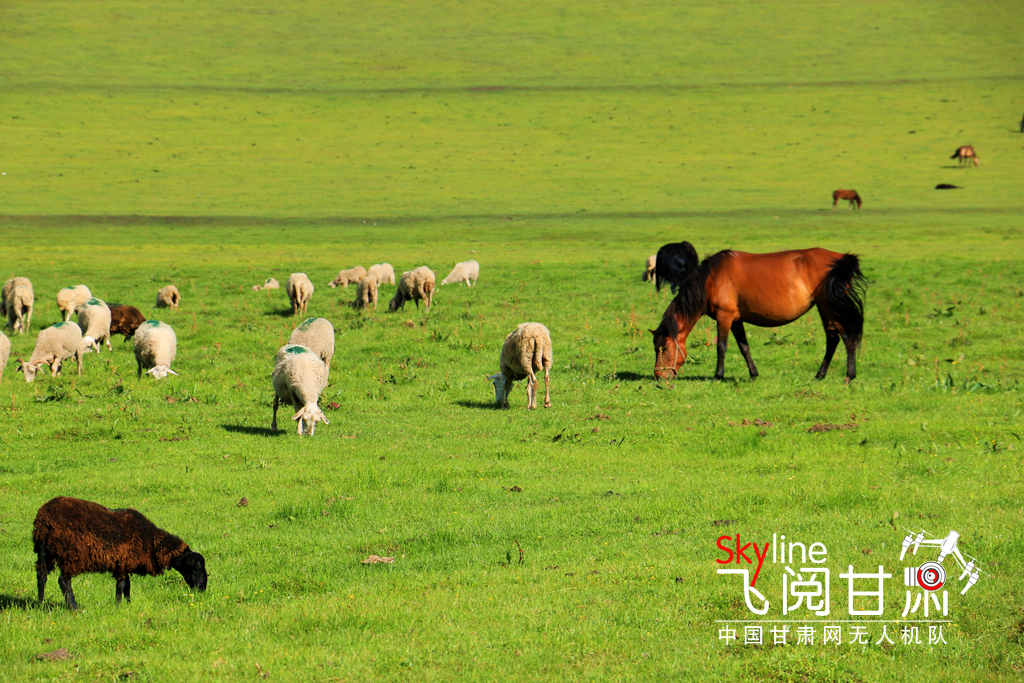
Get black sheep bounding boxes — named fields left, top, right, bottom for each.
left=33, top=496, right=207, bottom=610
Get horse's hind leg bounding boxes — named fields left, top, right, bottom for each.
left=814, top=308, right=841, bottom=379
left=730, top=321, right=758, bottom=379
left=843, top=333, right=857, bottom=382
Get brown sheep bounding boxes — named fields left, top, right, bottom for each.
left=33, top=497, right=207, bottom=610
left=109, top=305, right=147, bottom=341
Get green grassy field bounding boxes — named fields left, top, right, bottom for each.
left=1, top=1, right=1023, bottom=681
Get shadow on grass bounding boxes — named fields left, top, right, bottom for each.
left=0, top=594, right=40, bottom=611
left=273, top=308, right=298, bottom=318
left=453, top=400, right=500, bottom=410
left=221, top=424, right=283, bottom=437
left=615, top=370, right=720, bottom=383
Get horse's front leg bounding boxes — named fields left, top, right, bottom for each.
left=730, top=321, right=758, bottom=379
left=714, top=317, right=732, bottom=380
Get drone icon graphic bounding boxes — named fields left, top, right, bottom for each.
left=900, top=529, right=982, bottom=595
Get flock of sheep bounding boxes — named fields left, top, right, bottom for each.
left=0, top=280, right=178, bottom=383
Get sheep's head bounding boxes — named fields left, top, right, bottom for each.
left=171, top=551, right=208, bottom=591
left=82, top=336, right=100, bottom=354
left=17, top=359, right=44, bottom=383
left=293, top=404, right=330, bottom=436
left=487, top=373, right=509, bottom=407
left=146, top=366, right=179, bottom=380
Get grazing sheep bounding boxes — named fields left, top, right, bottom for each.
left=441, top=260, right=480, bottom=287
left=367, top=263, right=396, bottom=286
left=252, top=277, right=280, bottom=291
left=33, top=496, right=207, bottom=610
left=17, top=322, right=83, bottom=382
left=351, top=275, right=379, bottom=311
left=0, top=332, right=9, bottom=383
left=288, top=317, right=335, bottom=374
left=77, top=298, right=113, bottom=353
left=109, top=305, right=147, bottom=341
left=133, top=320, right=177, bottom=379
left=155, top=285, right=180, bottom=310
left=328, top=266, right=367, bottom=288
left=641, top=255, right=657, bottom=282
left=287, top=273, right=314, bottom=315
left=388, top=267, right=435, bottom=313
left=3, top=277, right=34, bottom=334
left=56, top=285, right=92, bottom=321
left=488, top=322, right=553, bottom=410
left=271, top=344, right=330, bottom=436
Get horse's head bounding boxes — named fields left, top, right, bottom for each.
left=651, top=301, right=688, bottom=379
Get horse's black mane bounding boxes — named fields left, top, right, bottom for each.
left=659, top=250, right=734, bottom=336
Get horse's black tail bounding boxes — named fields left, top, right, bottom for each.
left=824, top=254, right=866, bottom=347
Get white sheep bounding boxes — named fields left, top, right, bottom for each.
left=641, top=255, right=657, bottom=282
left=287, top=273, right=314, bottom=315
left=155, top=285, right=180, bottom=310
left=388, top=267, right=435, bottom=313
left=351, top=275, right=379, bottom=311
left=367, top=263, right=396, bottom=286
left=17, top=322, right=84, bottom=382
left=271, top=344, right=330, bottom=436
left=57, top=285, right=92, bottom=321
left=488, top=322, right=553, bottom=410
left=441, top=260, right=480, bottom=286
left=328, top=267, right=367, bottom=288
left=133, top=320, right=178, bottom=379
left=252, top=277, right=280, bottom=291
left=3, top=277, right=34, bottom=334
left=288, top=317, right=335, bottom=375
left=0, top=332, right=10, bottom=383
left=77, top=298, right=112, bottom=353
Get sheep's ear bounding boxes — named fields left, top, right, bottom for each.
left=291, top=409, right=304, bottom=421
left=486, top=373, right=501, bottom=381
left=166, top=368, right=179, bottom=376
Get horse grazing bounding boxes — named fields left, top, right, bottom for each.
left=650, top=245, right=866, bottom=382
left=832, top=189, right=862, bottom=209
left=951, top=146, right=979, bottom=167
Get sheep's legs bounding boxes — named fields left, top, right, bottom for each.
left=115, top=576, right=131, bottom=604
left=526, top=371, right=538, bottom=410
left=543, top=366, right=552, bottom=408
left=58, top=572, right=79, bottom=611
left=75, top=350, right=83, bottom=376
left=271, top=396, right=280, bottom=432
left=36, top=543, right=51, bottom=603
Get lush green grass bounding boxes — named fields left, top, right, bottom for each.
left=1, top=1, right=1023, bottom=681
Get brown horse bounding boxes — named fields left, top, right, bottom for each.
left=832, top=189, right=862, bottom=209
left=651, top=246, right=866, bottom=382
left=951, top=146, right=979, bottom=167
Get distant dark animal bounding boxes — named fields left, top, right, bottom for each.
left=108, top=305, right=146, bottom=341
left=33, top=496, right=207, bottom=610
left=1019, top=112, right=1023, bottom=133
left=651, top=246, right=866, bottom=382
left=832, top=189, right=862, bottom=209
left=951, top=146, right=979, bottom=167
left=654, top=241, right=701, bottom=294
left=935, top=184, right=961, bottom=190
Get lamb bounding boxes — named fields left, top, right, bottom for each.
left=133, top=320, right=178, bottom=379
left=388, top=267, right=435, bottom=313
left=109, top=305, right=146, bottom=341
left=288, top=317, right=335, bottom=374
left=0, top=332, right=9, bottom=383
left=56, top=285, right=92, bottom=321
left=3, top=277, right=34, bottom=334
left=155, top=285, right=180, bottom=310
left=328, top=266, right=367, bottom=288
left=641, top=255, right=657, bottom=282
left=287, top=273, right=314, bottom=315
left=271, top=344, right=330, bottom=435
left=77, top=298, right=113, bottom=353
left=33, top=496, right=207, bottom=610
left=252, top=277, right=280, bottom=291
left=351, top=274, right=379, bottom=311
left=441, top=260, right=480, bottom=287
left=487, top=322, right=553, bottom=410
left=367, top=263, right=396, bottom=286
left=17, top=322, right=83, bottom=382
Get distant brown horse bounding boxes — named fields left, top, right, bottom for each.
left=651, top=246, right=866, bottom=382
left=832, top=189, right=862, bottom=209
left=951, top=145, right=979, bottom=167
